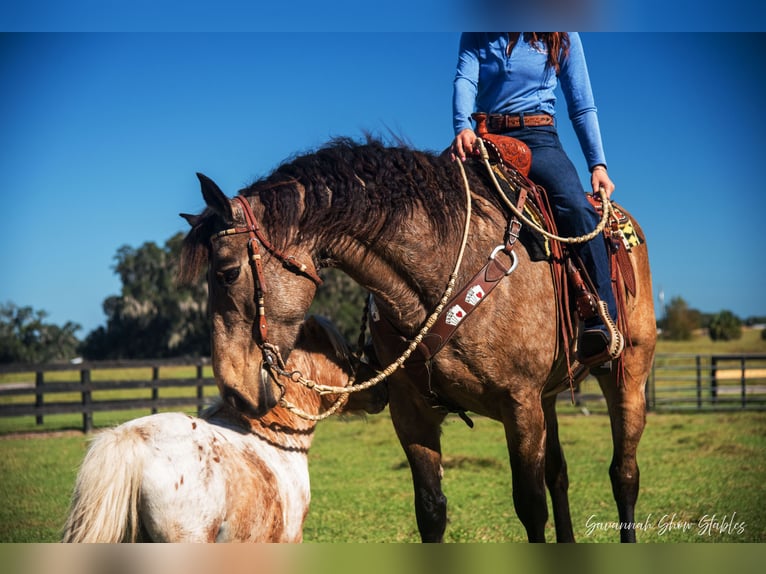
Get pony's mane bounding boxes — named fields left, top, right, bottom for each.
left=179, top=137, right=500, bottom=282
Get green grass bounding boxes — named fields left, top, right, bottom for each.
left=1, top=333, right=764, bottom=543
left=656, top=327, right=766, bottom=355
left=0, top=433, right=86, bottom=543
left=1, top=410, right=764, bottom=543
left=303, top=410, right=766, bottom=543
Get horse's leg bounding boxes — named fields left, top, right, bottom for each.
left=542, top=395, right=575, bottom=542
left=388, top=379, right=447, bottom=542
left=502, top=392, right=548, bottom=542
left=596, top=346, right=650, bottom=542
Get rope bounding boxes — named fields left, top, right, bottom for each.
left=476, top=138, right=613, bottom=244
left=279, top=158, right=475, bottom=420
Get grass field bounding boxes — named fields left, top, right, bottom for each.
left=1, top=330, right=764, bottom=543
left=1, top=409, right=764, bottom=543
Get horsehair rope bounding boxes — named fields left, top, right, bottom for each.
left=476, top=138, right=613, bottom=244
left=281, top=145, right=614, bottom=421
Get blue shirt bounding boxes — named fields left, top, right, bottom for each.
left=453, top=32, right=607, bottom=169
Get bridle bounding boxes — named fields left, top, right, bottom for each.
left=211, top=195, right=323, bottom=372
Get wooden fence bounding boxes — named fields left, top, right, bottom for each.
left=1, top=353, right=765, bottom=433
left=646, top=353, right=766, bottom=412
left=0, top=358, right=216, bottom=432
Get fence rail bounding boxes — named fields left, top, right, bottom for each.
left=1, top=353, right=765, bottom=433
left=647, top=353, right=766, bottom=411
left=0, top=358, right=216, bottom=432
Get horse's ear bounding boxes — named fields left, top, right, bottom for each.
left=180, top=213, right=199, bottom=227
left=196, top=173, right=233, bottom=221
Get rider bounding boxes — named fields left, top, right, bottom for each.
left=450, top=32, right=623, bottom=367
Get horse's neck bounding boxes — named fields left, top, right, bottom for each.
left=331, top=234, right=451, bottom=333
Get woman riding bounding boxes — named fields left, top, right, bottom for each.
left=450, top=32, right=622, bottom=367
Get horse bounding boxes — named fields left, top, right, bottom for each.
left=61, top=315, right=387, bottom=543
left=178, top=137, right=657, bottom=542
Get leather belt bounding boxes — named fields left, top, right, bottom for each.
left=486, top=113, right=553, bottom=132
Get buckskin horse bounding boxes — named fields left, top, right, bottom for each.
left=178, top=138, right=656, bottom=542
left=62, top=316, right=387, bottom=542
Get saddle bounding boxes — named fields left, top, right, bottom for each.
left=472, top=112, right=532, bottom=177
left=470, top=128, right=643, bottom=330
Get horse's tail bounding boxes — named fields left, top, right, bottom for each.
left=62, top=425, right=145, bottom=543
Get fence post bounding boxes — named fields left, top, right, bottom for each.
left=740, top=356, right=747, bottom=408
left=35, top=371, right=44, bottom=425
left=81, top=368, right=93, bottom=433
left=695, top=355, right=702, bottom=410
left=151, top=366, right=160, bottom=415
left=710, top=357, right=718, bottom=405
left=196, top=363, right=204, bottom=416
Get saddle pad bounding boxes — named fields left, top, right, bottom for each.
left=586, top=195, right=644, bottom=250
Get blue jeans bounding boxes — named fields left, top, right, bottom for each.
left=505, top=125, right=617, bottom=325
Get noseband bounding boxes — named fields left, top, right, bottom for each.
left=211, top=194, right=322, bottom=351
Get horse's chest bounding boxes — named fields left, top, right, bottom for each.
left=220, top=442, right=310, bottom=542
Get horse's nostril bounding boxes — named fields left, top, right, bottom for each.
left=222, top=388, right=244, bottom=410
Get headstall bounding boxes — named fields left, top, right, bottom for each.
left=211, top=195, right=323, bottom=349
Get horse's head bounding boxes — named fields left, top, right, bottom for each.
left=180, top=174, right=320, bottom=418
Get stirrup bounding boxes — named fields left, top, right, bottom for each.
left=576, top=301, right=624, bottom=369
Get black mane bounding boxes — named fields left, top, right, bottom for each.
left=244, top=137, right=500, bottom=249
left=180, top=138, right=502, bottom=282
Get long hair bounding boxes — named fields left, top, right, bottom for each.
left=525, top=33, right=570, bottom=74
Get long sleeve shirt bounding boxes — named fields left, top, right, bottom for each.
left=452, top=32, right=607, bottom=169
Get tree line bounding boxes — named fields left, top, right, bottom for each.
left=1, top=233, right=367, bottom=364
left=1, top=234, right=764, bottom=364
left=658, top=296, right=764, bottom=342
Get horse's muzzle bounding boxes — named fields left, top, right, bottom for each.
left=220, top=367, right=279, bottom=418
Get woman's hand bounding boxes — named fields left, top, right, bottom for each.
left=590, top=164, right=615, bottom=198
left=451, top=128, right=478, bottom=162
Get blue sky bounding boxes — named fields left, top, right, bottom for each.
left=1, top=33, right=765, bottom=337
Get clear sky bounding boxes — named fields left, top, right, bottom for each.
left=1, top=33, right=765, bottom=337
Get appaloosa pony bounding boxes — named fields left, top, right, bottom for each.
left=61, top=315, right=387, bottom=542
left=178, top=138, right=656, bottom=542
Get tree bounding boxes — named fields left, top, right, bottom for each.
left=708, top=310, right=742, bottom=342
left=661, top=296, right=700, bottom=341
left=308, top=269, right=367, bottom=344
left=80, top=233, right=209, bottom=359
left=0, top=302, right=81, bottom=363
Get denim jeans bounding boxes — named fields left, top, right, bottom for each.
left=505, top=125, right=617, bottom=324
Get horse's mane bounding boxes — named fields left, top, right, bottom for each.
left=179, top=137, right=500, bottom=282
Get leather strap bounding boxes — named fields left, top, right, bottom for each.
left=484, top=112, right=554, bottom=132
left=418, top=244, right=518, bottom=360
left=586, top=195, right=637, bottom=297
left=417, top=181, right=529, bottom=359
left=233, top=196, right=270, bottom=342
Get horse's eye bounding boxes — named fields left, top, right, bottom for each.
left=218, top=267, right=241, bottom=286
